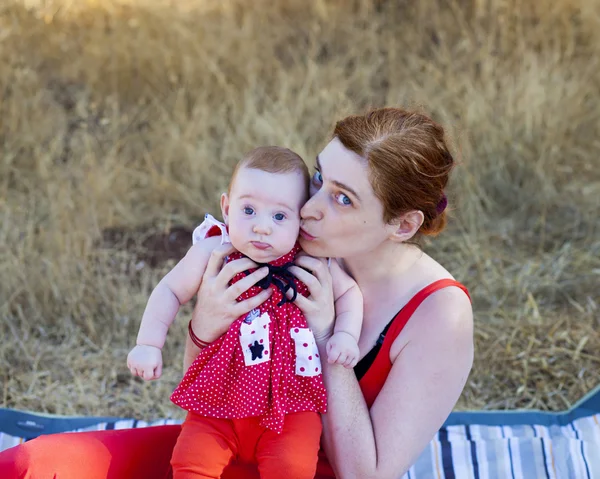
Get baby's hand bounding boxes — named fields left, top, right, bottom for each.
left=127, top=344, right=163, bottom=380
left=326, top=331, right=359, bottom=368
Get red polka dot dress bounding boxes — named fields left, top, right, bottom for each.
left=171, top=218, right=327, bottom=434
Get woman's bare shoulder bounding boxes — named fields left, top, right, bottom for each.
left=414, top=252, right=470, bottom=315
left=416, top=282, right=471, bottom=329
left=385, top=284, right=473, bottom=404
left=390, top=267, right=473, bottom=361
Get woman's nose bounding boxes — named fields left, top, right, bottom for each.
left=300, top=191, right=324, bottom=221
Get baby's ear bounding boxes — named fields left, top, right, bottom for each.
left=220, top=193, right=230, bottom=224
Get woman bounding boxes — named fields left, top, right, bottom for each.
left=0, top=107, right=473, bottom=478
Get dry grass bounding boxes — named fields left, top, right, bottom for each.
left=1, top=0, right=599, bottom=420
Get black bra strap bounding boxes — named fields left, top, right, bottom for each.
left=354, top=317, right=395, bottom=381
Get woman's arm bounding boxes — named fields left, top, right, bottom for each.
left=183, top=334, right=203, bottom=374
left=320, top=288, right=473, bottom=479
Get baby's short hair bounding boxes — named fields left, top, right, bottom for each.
left=229, top=146, right=310, bottom=194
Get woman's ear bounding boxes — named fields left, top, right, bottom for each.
left=388, top=210, right=424, bottom=243
left=220, top=193, right=230, bottom=224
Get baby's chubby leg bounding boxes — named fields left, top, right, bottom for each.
left=255, top=411, right=322, bottom=479
left=171, top=413, right=238, bottom=479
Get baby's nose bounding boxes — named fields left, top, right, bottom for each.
left=253, top=222, right=271, bottom=235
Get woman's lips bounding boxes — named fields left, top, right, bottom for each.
left=299, top=228, right=316, bottom=241
left=251, top=241, right=271, bottom=250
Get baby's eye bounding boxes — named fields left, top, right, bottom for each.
left=273, top=213, right=286, bottom=221
left=243, top=207, right=254, bottom=215
left=335, top=193, right=352, bottom=206
left=312, top=171, right=323, bottom=185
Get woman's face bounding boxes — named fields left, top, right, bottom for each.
left=299, top=137, right=391, bottom=258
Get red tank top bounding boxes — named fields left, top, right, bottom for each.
left=358, top=279, right=470, bottom=407
left=314, top=278, right=470, bottom=478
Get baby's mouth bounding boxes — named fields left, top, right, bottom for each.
left=251, top=241, right=271, bottom=250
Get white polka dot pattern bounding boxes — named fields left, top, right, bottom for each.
left=290, top=327, right=322, bottom=377
left=171, top=240, right=328, bottom=434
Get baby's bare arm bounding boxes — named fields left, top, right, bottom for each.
left=135, top=237, right=220, bottom=348
left=330, top=259, right=362, bottom=341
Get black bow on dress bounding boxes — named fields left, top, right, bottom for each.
left=252, top=262, right=298, bottom=307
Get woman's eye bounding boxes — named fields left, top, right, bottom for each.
left=335, top=193, right=352, bottom=206
left=312, top=171, right=323, bottom=185
left=273, top=213, right=286, bottom=221
left=243, top=207, right=254, bottom=215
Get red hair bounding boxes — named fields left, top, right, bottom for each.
left=334, top=107, right=454, bottom=236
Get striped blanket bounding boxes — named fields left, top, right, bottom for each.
left=2, top=386, right=599, bottom=478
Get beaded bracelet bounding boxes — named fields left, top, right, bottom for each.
left=188, top=320, right=211, bottom=349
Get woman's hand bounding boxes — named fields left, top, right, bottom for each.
left=288, top=255, right=335, bottom=344
left=189, top=243, right=273, bottom=343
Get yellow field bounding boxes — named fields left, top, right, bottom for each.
left=1, top=0, right=599, bottom=420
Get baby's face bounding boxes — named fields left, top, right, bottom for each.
left=221, top=167, right=307, bottom=263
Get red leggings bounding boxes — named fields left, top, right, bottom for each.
left=172, top=412, right=321, bottom=479
left=0, top=418, right=332, bottom=479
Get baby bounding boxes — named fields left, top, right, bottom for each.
left=127, top=146, right=362, bottom=478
